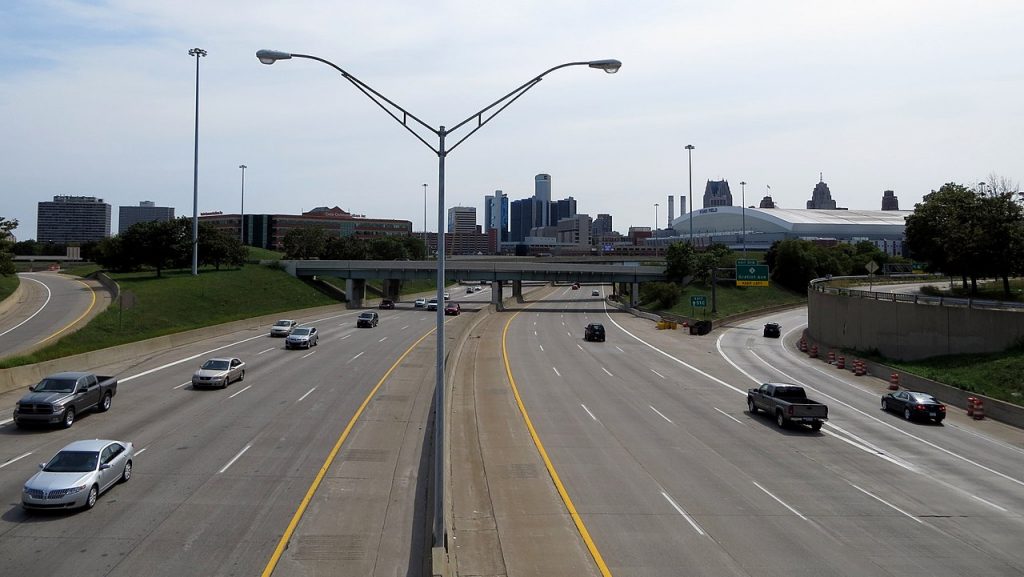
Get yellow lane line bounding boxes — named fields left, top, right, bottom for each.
left=34, top=277, right=97, bottom=345
left=260, top=327, right=436, bottom=577
left=501, top=309, right=613, bottom=577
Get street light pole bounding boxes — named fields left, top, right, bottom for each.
left=188, top=47, right=207, bottom=276
left=239, top=164, right=247, bottom=244
left=654, top=203, right=659, bottom=238
left=739, top=180, right=746, bottom=257
left=422, top=183, right=428, bottom=251
left=255, top=49, right=620, bottom=553
left=685, top=144, right=695, bottom=246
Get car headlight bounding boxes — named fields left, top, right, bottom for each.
left=66, top=484, right=87, bottom=495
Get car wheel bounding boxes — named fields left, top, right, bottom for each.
left=904, top=408, right=912, bottom=421
left=221, top=377, right=229, bottom=389
left=811, top=421, right=822, bottom=431
left=98, top=391, right=113, bottom=412
left=748, top=398, right=758, bottom=414
left=121, top=460, right=132, bottom=483
left=776, top=411, right=786, bottom=428
left=85, top=485, right=99, bottom=509
left=62, top=407, right=75, bottom=429
left=881, top=399, right=889, bottom=412
left=238, top=370, right=245, bottom=382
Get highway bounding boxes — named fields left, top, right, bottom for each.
left=0, top=286, right=499, bottom=577
left=483, top=285, right=1024, bottom=576
left=0, top=272, right=103, bottom=360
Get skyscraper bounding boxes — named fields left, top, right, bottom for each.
left=534, top=174, right=551, bottom=226
left=703, top=180, right=733, bottom=208
left=37, top=195, right=111, bottom=243
left=881, top=190, right=899, bottom=211
left=806, top=177, right=839, bottom=209
left=484, top=190, right=509, bottom=242
left=549, top=196, right=577, bottom=226
left=447, top=206, right=477, bottom=233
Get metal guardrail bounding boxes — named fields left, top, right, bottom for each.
left=809, top=276, right=1024, bottom=312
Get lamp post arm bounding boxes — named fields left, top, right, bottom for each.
left=444, top=61, right=592, bottom=154
left=290, top=53, right=441, bottom=155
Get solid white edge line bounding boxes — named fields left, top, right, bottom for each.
left=753, top=481, right=809, bottom=521
left=661, top=491, right=706, bottom=535
left=228, top=385, right=252, bottom=399
left=714, top=407, right=743, bottom=424
left=553, top=367, right=561, bottom=377
left=849, top=482, right=923, bottom=524
left=0, top=276, right=51, bottom=338
left=581, top=404, right=598, bottom=421
left=219, top=443, right=252, bottom=474
left=650, top=405, right=673, bottom=424
left=0, top=418, right=13, bottom=426
left=297, top=387, right=317, bottom=402
left=0, top=452, right=32, bottom=469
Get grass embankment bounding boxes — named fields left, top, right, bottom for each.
left=651, top=282, right=806, bottom=319
left=0, top=275, right=19, bottom=302
left=875, top=351, right=1024, bottom=406
left=0, top=264, right=339, bottom=368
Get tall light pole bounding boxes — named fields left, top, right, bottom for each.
left=255, top=48, right=620, bottom=553
left=188, top=47, right=207, bottom=276
left=423, top=183, right=429, bottom=252
left=739, top=180, right=747, bottom=257
left=654, top=202, right=659, bottom=238
left=239, top=164, right=247, bottom=244
left=685, top=144, right=695, bottom=246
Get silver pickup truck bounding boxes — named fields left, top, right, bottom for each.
left=747, top=382, right=828, bottom=431
left=13, top=372, right=118, bottom=429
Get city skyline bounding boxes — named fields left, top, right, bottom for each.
left=2, top=2, right=1020, bottom=240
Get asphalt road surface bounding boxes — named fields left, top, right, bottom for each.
left=0, top=272, right=101, bottom=360
left=487, top=285, right=1024, bottom=576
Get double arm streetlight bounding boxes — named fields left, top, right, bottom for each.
left=739, top=180, right=746, bottom=257
left=685, top=144, right=695, bottom=246
left=188, top=47, right=207, bottom=276
left=239, top=164, right=247, bottom=244
left=255, top=49, right=620, bottom=549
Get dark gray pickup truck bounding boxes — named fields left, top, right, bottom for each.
left=747, top=382, right=828, bottom=431
left=13, top=372, right=118, bottom=429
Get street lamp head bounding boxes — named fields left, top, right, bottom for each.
left=239, top=164, right=247, bottom=169
left=588, top=59, right=622, bottom=74
left=188, top=48, right=207, bottom=58
left=740, top=181, right=747, bottom=186
left=256, top=49, right=292, bottom=65
left=685, top=144, right=695, bottom=151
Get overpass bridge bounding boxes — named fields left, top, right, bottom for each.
left=281, top=259, right=668, bottom=307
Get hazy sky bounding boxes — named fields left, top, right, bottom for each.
left=2, top=1, right=1021, bottom=240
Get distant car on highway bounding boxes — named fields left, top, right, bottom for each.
left=444, top=302, right=461, bottom=316
left=882, top=390, right=946, bottom=423
left=443, top=292, right=451, bottom=301
left=270, top=319, right=297, bottom=337
left=571, top=283, right=580, bottom=290
left=426, top=298, right=439, bottom=311
left=466, top=287, right=475, bottom=294
left=414, top=298, right=427, bottom=308
left=591, top=289, right=600, bottom=296
left=584, top=323, right=605, bottom=342
left=192, top=357, right=245, bottom=389
left=22, top=439, right=134, bottom=511
left=357, top=311, right=379, bottom=328
left=286, top=327, right=319, bottom=349
left=763, top=323, right=781, bottom=338
left=378, top=299, right=395, bottom=310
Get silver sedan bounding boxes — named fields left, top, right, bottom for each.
left=22, top=439, right=134, bottom=511
left=192, top=357, right=245, bottom=389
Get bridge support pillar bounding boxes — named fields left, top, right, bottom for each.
left=631, top=282, right=639, bottom=308
left=346, top=278, right=366, bottom=309
left=491, top=281, right=504, bottom=311
left=383, top=279, right=401, bottom=300
left=512, top=280, right=523, bottom=301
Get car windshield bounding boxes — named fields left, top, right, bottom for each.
left=274, top=320, right=292, bottom=327
left=291, top=328, right=311, bottom=336
left=34, top=378, right=77, bottom=393
left=44, top=451, right=99, bottom=473
left=201, top=360, right=230, bottom=370
left=359, top=313, right=374, bottom=319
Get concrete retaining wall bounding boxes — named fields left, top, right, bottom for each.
left=808, top=288, right=1024, bottom=361
left=0, top=303, right=348, bottom=395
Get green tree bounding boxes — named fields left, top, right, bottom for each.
left=282, top=226, right=328, bottom=259
left=905, top=183, right=985, bottom=293
left=691, top=244, right=732, bottom=284
left=198, top=222, right=247, bottom=270
left=640, top=281, right=682, bottom=310
left=976, top=186, right=1024, bottom=296
left=324, top=236, right=367, bottom=260
left=664, top=242, right=695, bottom=283
left=0, top=216, right=17, bottom=276
left=367, top=237, right=408, bottom=260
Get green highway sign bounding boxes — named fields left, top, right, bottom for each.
left=735, top=259, right=759, bottom=266
left=690, top=295, right=707, bottom=307
left=736, top=263, right=769, bottom=287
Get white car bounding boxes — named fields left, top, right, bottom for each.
left=443, top=292, right=451, bottom=301
left=414, top=298, right=427, bottom=308
left=270, top=319, right=297, bottom=337
left=426, top=298, right=439, bottom=311
left=192, top=357, right=245, bottom=389
left=23, top=439, right=134, bottom=511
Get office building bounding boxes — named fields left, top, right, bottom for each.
left=447, top=206, right=477, bottom=234
left=703, top=180, right=733, bottom=208
left=806, top=177, right=841, bottom=209
left=535, top=174, right=552, bottom=226
left=549, top=196, right=577, bottom=227
left=881, top=190, right=899, bottom=211
left=118, top=201, right=175, bottom=234
left=37, top=195, right=111, bottom=243
left=202, top=206, right=411, bottom=251
left=484, top=190, right=509, bottom=243
left=556, top=214, right=593, bottom=246
left=510, top=197, right=539, bottom=243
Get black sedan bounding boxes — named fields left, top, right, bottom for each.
left=763, top=323, right=781, bottom=338
left=881, top=390, right=946, bottom=423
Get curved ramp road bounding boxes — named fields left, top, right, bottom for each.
left=479, top=288, right=1024, bottom=576
left=0, top=272, right=101, bottom=360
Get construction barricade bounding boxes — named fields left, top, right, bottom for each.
left=809, top=344, right=819, bottom=358
left=973, top=398, right=986, bottom=420
left=888, top=373, right=900, bottom=390
left=853, top=360, right=866, bottom=376
left=836, top=356, right=845, bottom=369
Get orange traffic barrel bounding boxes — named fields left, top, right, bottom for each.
left=888, top=373, right=900, bottom=390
